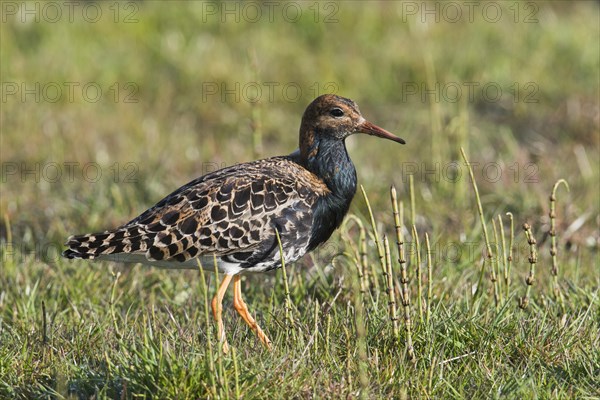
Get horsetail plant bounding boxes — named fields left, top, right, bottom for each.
left=519, top=223, right=538, bottom=309
left=549, top=179, right=569, bottom=313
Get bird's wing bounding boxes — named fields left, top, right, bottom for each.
left=63, top=157, right=330, bottom=268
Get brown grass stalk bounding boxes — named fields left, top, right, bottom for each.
left=519, top=223, right=538, bottom=309
left=383, top=236, right=400, bottom=339
left=549, top=179, right=569, bottom=313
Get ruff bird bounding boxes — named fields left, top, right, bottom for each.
left=63, top=94, right=406, bottom=351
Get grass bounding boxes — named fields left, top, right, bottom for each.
left=1, top=1, right=599, bottom=398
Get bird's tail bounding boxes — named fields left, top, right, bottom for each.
left=62, top=225, right=150, bottom=260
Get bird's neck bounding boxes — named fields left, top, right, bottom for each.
left=299, top=133, right=357, bottom=251
left=302, top=135, right=357, bottom=201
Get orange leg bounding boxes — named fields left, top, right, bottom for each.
left=232, top=275, right=272, bottom=349
left=211, top=274, right=233, bottom=353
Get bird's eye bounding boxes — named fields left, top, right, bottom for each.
left=330, top=108, right=344, bottom=117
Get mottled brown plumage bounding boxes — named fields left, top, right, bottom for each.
left=63, top=94, right=405, bottom=350
left=65, top=156, right=330, bottom=274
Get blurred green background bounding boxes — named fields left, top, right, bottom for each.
left=1, top=1, right=598, bottom=248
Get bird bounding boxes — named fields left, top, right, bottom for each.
left=63, top=94, right=405, bottom=351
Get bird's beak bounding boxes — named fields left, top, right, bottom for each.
left=357, top=120, right=406, bottom=144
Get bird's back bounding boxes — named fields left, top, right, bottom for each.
left=63, top=155, right=332, bottom=274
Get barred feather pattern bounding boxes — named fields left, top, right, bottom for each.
left=63, top=155, right=331, bottom=274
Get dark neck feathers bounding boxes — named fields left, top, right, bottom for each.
left=304, top=135, right=356, bottom=200
left=299, top=130, right=357, bottom=250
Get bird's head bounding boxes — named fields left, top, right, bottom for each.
left=299, top=94, right=405, bottom=160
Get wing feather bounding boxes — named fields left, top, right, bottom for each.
left=63, top=156, right=330, bottom=269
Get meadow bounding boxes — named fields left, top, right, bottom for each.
left=1, top=1, right=599, bottom=398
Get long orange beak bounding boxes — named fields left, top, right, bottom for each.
left=357, top=120, right=406, bottom=144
